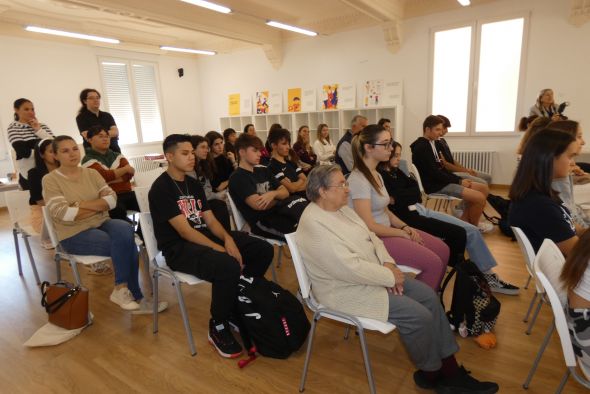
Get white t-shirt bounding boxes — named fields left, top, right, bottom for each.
left=347, top=169, right=390, bottom=226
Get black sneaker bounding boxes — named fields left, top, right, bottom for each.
left=484, top=273, right=520, bottom=296
left=436, top=366, right=499, bottom=394
left=208, top=319, right=243, bottom=358
left=413, top=370, right=437, bottom=390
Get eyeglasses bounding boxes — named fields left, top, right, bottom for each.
left=372, top=141, right=393, bottom=149
left=327, top=181, right=349, bottom=189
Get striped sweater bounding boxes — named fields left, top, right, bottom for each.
left=81, top=148, right=132, bottom=194
left=7, top=121, right=53, bottom=180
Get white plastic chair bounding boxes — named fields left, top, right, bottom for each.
left=527, top=241, right=590, bottom=392
left=285, top=233, right=420, bottom=394
left=6, top=190, right=40, bottom=285
left=409, top=163, right=461, bottom=213
left=139, top=212, right=205, bottom=356
left=134, top=186, right=150, bottom=213
left=227, top=192, right=280, bottom=282
left=133, top=167, right=164, bottom=188
left=523, top=239, right=569, bottom=390
left=512, top=226, right=546, bottom=334
left=42, top=206, right=110, bottom=285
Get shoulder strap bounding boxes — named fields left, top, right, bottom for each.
left=41, top=282, right=81, bottom=314
left=439, top=267, right=457, bottom=309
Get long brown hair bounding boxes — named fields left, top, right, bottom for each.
left=561, top=230, right=590, bottom=292
left=352, top=124, right=386, bottom=195
left=517, top=116, right=552, bottom=155
left=296, top=125, right=312, bottom=153
left=316, top=123, right=330, bottom=145
left=547, top=120, right=579, bottom=137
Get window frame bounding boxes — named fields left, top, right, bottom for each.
left=428, top=11, right=530, bottom=137
left=97, top=56, right=166, bottom=145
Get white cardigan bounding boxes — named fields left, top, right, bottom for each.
left=313, top=139, right=336, bottom=165
left=296, top=203, right=396, bottom=321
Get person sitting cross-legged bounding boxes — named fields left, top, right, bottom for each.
left=149, top=134, right=273, bottom=358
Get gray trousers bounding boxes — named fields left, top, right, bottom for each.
left=387, top=278, right=459, bottom=371
left=454, top=171, right=492, bottom=185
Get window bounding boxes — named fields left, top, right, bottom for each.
left=430, top=15, right=527, bottom=134
left=99, top=58, right=164, bottom=144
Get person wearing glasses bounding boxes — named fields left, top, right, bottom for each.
left=296, top=165, right=499, bottom=393
left=76, top=88, right=120, bottom=153
left=348, top=124, right=450, bottom=290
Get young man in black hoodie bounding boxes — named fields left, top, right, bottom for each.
left=410, top=115, right=489, bottom=230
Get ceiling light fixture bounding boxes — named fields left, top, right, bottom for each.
left=266, top=21, right=317, bottom=37
left=160, top=46, right=216, bottom=55
left=180, top=0, right=231, bottom=14
left=457, top=0, right=471, bottom=6
left=25, top=25, right=120, bottom=44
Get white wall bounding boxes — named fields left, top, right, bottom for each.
left=0, top=36, right=202, bottom=175
left=196, top=0, right=590, bottom=184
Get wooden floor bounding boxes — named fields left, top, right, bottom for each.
left=0, top=202, right=584, bottom=394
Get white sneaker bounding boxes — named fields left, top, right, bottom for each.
left=131, top=298, right=168, bottom=314
left=478, top=221, right=494, bottom=233
left=110, top=287, right=140, bottom=310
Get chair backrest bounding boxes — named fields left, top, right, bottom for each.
left=41, top=206, right=59, bottom=248
left=227, top=192, right=247, bottom=231
left=5, top=190, right=32, bottom=226
left=534, top=238, right=567, bottom=306
left=133, top=167, right=164, bottom=188
left=139, top=212, right=160, bottom=265
left=134, top=187, right=150, bottom=213
left=409, top=163, right=426, bottom=194
left=535, top=271, right=577, bottom=368
left=511, top=226, right=538, bottom=285
left=285, top=233, right=312, bottom=300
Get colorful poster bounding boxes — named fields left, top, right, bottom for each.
left=321, top=84, right=339, bottom=110
left=338, top=82, right=356, bottom=109
left=301, top=88, right=316, bottom=112
left=269, top=91, right=283, bottom=113
left=288, top=88, right=302, bottom=112
left=364, top=80, right=384, bottom=107
left=256, top=91, right=269, bottom=114
left=228, top=93, right=240, bottom=116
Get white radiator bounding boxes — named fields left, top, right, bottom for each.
left=128, top=156, right=161, bottom=173
left=452, top=151, right=495, bottom=175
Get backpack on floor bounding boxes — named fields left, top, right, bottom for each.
left=485, top=193, right=514, bottom=240
left=233, top=276, right=310, bottom=359
left=440, top=260, right=501, bottom=337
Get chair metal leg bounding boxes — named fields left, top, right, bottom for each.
left=344, top=326, right=351, bottom=340
left=55, top=255, right=62, bottom=282
left=523, top=321, right=555, bottom=389
left=152, top=270, right=160, bottom=334
left=300, top=314, right=320, bottom=392
left=523, top=292, right=538, bottom=323
left=357, top=325, right=377, bottom=394
left=172, top=279, right=197, bottom=356
left=13, top=229, right=23, bottom=276
left=70, top=260, right=83, bottom=286
left=23, top=235, right=41, bottom=285
left=526, top=297, right=544, bottom=335
left=555, top=368, right=570, bottom=394
left=276, top=245, right=283, bottom=268
left=524, top=274, right=532, bottom=290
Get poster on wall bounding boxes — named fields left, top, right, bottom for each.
left=228, top=93, right=240, bottom=116
left=338, top=82, right=356, bottom=109
left=256, top=91, right=269, bottom=114
left=269, top=91, right=283, bottom=113
left=288, top=88, right=302, bottom=112
left=364, top=80, right=384, bottom=107
left=321, top=84, right=339, bottom=110
left=301, top=88, right=316, bottom=112
left=381, top=81, right=403, bottom=106
left=241, top=95, right=252, bottom=115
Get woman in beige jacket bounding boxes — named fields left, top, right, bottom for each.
left=295, top=165, right=498, bottom=394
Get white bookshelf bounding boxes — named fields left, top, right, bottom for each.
left=219, top=105, right=404, bottom=147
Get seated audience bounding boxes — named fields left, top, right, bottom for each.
left=509, top=129, right=580, bottom=255
left=189, top=135, right=231, bottom=232
left=76, top=88, right=120, bottom=152
left=246, top=123, right=270, bottom=164
left=205, top=131, right=236, bottom=191
left=296, top=164, right=499, bottom=394
left=267, top=128, right=308, bottom=198
left=43, top=136, right=163, bottom=313
left=293, top=125, right=317, bottom=172
left=379, top=142, right=519, bottom=295
left=229, top=133, right=307, bottom=240
left=518, top=114, right=539, bottom=132
left=411, top=115, right=489, bottom=230
left=335, top=115, right=368, bottom=175
left=561, top=230, right=590, bottom=373
left=377, top=118, right=392, bottom=136
left=312, top=123, right=336, bottom=165
left=516, top=116, right=552, bottom=157
left=435, top=115, right=492, bottom=185
left=349, top=124, right=450, bottom=290
left=81, top=125, right=139, bottom=223
left=7, top=98, right=54, bottom=190
left=149, top=134, right=273, bottom=358
left=529, top=88, right=561, bottom=120
left=223, top=127, right=238, bottom=163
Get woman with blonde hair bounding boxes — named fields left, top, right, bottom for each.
left=312, top=123, right=336, bottom=165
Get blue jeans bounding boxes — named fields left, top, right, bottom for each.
left=415, top=204, right=497, bottom=272
left=61, top=219, right=143, bottom=300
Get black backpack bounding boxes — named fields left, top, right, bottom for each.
left=234, top=276, right=310, bottom=359
left=440, top=260, right=501, bottom=337
left=485, top=193, right=514, bottom=239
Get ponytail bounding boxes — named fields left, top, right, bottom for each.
left=351, top=124, right=385, bottom=195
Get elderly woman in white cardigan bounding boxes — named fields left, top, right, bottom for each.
left=295, top=165, right=498, bottom=394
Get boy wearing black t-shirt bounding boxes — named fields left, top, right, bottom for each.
left=266, top=128, right=308, bottom=198
left=229, top=133, right=308, bottom=240
left=148, top=134, right=273, bottom=359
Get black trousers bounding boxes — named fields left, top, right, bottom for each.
left=164, top=231, right=273, bottom=321
left=109, top=191, right=140, bottom=221
left=396, top=210, right=467, bottom=267
left=209, top=199, right=231, bottom=233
